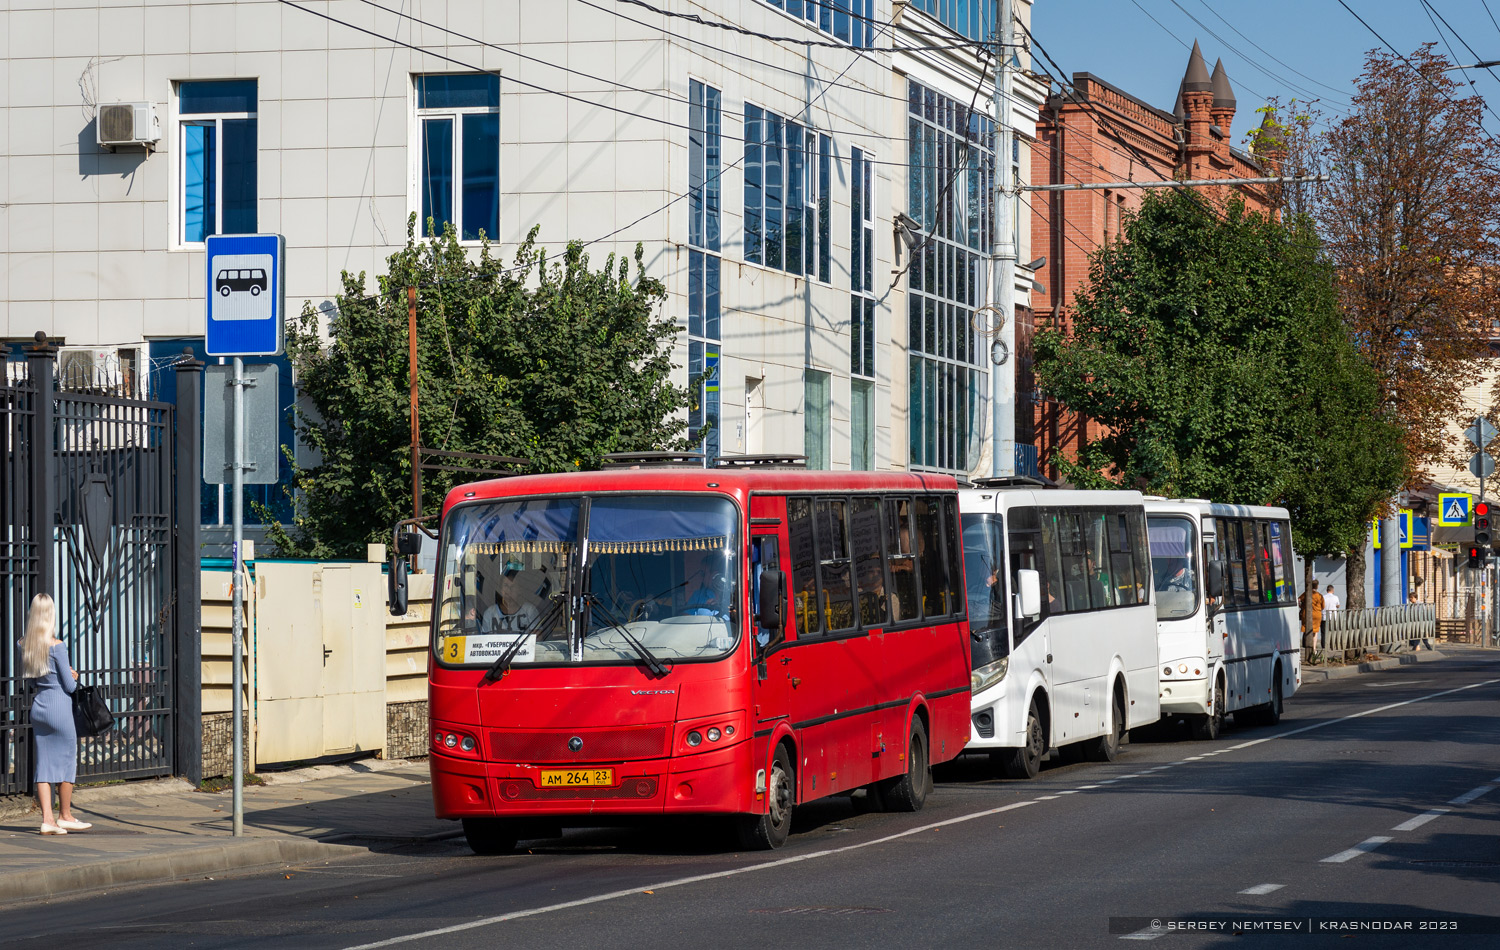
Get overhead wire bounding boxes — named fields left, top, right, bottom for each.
left=610, top=0, right=995, bottom=53
left=1188, top=0, right=1352, bottom=104
left=1417, top=0, right=1500, bottom=128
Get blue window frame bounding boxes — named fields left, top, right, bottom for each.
left=416, top=74, right=500, bottom=241
left=758, top=0, right=878, bottom=48
left=745, top=107, right=831, bottom=280
left=689, top=81, right=724, bottom=464
left=178, top=80, right=257, bottom=244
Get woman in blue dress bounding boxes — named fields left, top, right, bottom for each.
left=22, top=594, right=92, bottom=835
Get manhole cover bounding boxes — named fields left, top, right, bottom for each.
left=752, top=907, right=891, bottom=916
left=1406, top=860, right=1500, bottom=869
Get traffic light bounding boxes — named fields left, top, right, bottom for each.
left=1476, top=502, right=1492, bottom=549
left=1469, top=544, right=1485, bottom=569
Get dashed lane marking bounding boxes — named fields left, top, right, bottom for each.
left=1321, top=836, right=1392, bottom=864
left=1448, top=785, right=1497, bottom=806
left=1120, top=927, right=1165, bottom=940
left=1239, top=883, right=1285, bottom=895
left=1392, top=809, right=1450, bottom=832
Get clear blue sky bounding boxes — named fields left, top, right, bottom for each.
left=1031, top=0, right=1500, bottom=147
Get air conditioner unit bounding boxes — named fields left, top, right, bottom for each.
left=97, top=102, right=160, bottom=151
left=59, top=347, right=123, bottom=390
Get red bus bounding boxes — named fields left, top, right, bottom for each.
left=411, top=463, right=972, bottom=852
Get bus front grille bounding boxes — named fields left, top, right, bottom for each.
left=489, top=727, right=670, bottom=763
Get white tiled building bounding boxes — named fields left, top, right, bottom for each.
left=2, top=0, right=1043, bottom=519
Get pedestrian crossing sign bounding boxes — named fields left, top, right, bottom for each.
left=1438, top=492, right=1472, bottom=526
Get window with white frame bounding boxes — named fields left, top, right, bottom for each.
left=178, top=80, right=257, bottom=244
left=851, top=146, right=876, bottom=470
left=415, top=74, right=500, bottom=241
left=688, top=80, right=723, bottom=463
left=745, top=105, right=831, bottom=280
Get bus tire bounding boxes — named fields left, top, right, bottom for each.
left=737, top=743, right=794, bottom=850
left=879, top=717, right=930, bottom=812
left=997, top=700, right=1045, bottom=780
left=462, top=818, right=519, bottom=856
left=1190, top=677, right=1225, bottom=741
left=1261, top=670, right=1284, bottom=725
left=1084, top=684, right=1126, bottom=762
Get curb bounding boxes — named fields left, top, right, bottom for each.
left=1300, top=650, right=1448, bottom=684
left=0, top=838, right=366, bottom=903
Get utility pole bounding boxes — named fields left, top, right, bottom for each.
left=991, top=0, right=1016, bottom=477
left=408, top=285, right=421, bottom=519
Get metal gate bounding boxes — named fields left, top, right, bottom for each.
left=2, top=336, right=202, bottom=794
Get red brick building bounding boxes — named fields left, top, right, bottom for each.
left=1024, top=41, right=1281, bottom=481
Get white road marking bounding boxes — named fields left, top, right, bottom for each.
left=1228, top=678, right=1500, bottom=753
left=1035, top=795, right=1060, bottom=800
left=343, top=676, right=1500, bottom=949
left=1117, top=774, right=1143, bottom=779
left=1077, top=784, right=1101, bottom=789
left=1366, top=680, right=1426, bottom=688
left=1321, top=836, right=1392, bottom=863
left=1448, top=785, right=1497, bottom=806
left=1392, top=809, right=1450, bottom=832
left=1239, top=883, right=1285, bottom=895
left=1096, top=779, right=1119, bottom=785
left=342, top=800, right=1042, bottom=949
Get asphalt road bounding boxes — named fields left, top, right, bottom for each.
left=3, top=651, right=1498, bottom=949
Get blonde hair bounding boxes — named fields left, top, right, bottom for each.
left=22, top=593, right=56, bottom=679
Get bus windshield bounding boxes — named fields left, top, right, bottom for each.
left=1148, top=515, right=1198, bottom=619
left=961, top=513, right=1008, bottom=665
left=435, top=495, right=740, bottom=667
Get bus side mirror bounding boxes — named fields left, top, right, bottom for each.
left=758, top=568, right=786, bottom=636
left=396, top=531, right=423, bottom=556
left=1205, top=560, right=1225, bottom=600
left=1015, top=569, right=1041, bottom=619
left=388, top=557, right=409, bottom=617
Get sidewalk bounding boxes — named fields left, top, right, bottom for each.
left=1299, top=644, right=1455, bottom=684
left=0, top=758, right=447, bottom=903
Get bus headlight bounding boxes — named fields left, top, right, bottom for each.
left=971, top=657, right=1009, bottom=692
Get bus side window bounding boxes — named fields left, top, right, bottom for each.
left=1058, top=510, right=1091, bottom=613
left=1040, top=508, right=1067, bottom=615
left=1008, top=506, right=1046, bottom=645
left=851, top=496, right=888, bottom=628
left=1256, top=521, right=1276, bottom=603
left=942, top=495, right=963, bottom=617
left=1084, top=510, right=1116, bottom=609
left=1129, top=509, right=1151, bottom=606
left=885, top=497, right=920, bottom=622
left=751, top=536, right=783, bottom=649
left=912, top=497, right=945, bottom=618
left=1106, top=510, right=1137, bottom=606
left=816, top=497, right=855, bottom=632
left=787, top=497, right=820, bottom=635
left=1276, top=521, right=1297, bottom=604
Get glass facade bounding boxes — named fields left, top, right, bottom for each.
left=907, top=79, right=993, bottom=473
left=689, top=81, right=723, bottom=463
left=757, top=0, right=879, bottom=48
left=906, top=0, right=994, bottom=42
left=744, top=105, right=831, bottom=280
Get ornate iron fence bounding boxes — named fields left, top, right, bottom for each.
left=1, top=335, right=202, bottom=794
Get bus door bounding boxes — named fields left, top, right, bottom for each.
left=750, top=530, right=790, bottom=735
left=1203, top=522, right=1226, bottom=666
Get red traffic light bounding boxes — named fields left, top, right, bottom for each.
left=1477, top=502, right=1490, bottom=517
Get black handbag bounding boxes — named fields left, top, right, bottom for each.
left=71, top=683, right=113, bottom=737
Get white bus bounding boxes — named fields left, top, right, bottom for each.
left=1146, top=499, right=1301, bottom=739
left=962, top=483, right=1162, bottom=779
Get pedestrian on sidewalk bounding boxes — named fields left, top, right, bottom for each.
left=1299, top=585, right=1325, bottom=650
left=1322, top=584, right=1341, bottom=612
left=21, top=593, right=91, bottom=835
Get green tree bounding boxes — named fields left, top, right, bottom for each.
left=1033, top=191, right=1405, bottom=601
left=263, top=221, right=694, bottom=558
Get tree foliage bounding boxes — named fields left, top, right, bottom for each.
left=1033, top=190, right=1405, bottom=559
left=263, top=221, right=693, bottom=558
left=1264, top=45, right=1498, bottom=480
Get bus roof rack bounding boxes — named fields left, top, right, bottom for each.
left=713, top=454, right=808, bottom=469
left=971, top=475, right=1056, bottom=490
left=600, top=451, right=706, bottom=468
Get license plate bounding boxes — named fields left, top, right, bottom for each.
left=539, top=768, right=614, bottom=788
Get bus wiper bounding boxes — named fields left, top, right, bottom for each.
left=479, top=595, right=564, bottom=686
left=584, top=593, right=671, bottom=678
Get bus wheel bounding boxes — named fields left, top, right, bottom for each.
left=879, top=718, right=930, bottom=812
left=1190, top=678, right=1225, bottom=741
left=1262, top=672, right=1283, bottom=725
left=1085, top=687, right=1126, bottom=762
left=997, top=701, right=1044, bottom=780
left=737, top=744, right=794, bottom=850
left=462, top=818, right=519, bottom=856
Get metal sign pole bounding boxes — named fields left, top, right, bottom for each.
left=231, top=356, right=245, bottom=836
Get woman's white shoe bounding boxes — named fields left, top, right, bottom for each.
left=39, top=823, right=67, bottom=835
left=56, top=819, right=92, bottom=831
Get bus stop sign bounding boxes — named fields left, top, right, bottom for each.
left=206, top=233, right=285, bottom=357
